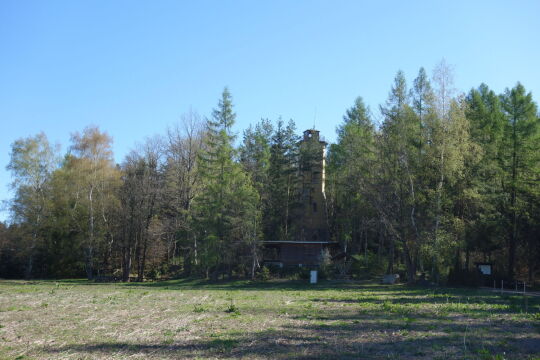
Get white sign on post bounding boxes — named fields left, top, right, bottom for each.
left=310, top=270, right=318, bottom=284
left=478, top=264, right=491, bottom=275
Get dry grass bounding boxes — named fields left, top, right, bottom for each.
left=0, top=279, right=539, bottom=359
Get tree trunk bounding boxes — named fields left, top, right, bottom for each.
left=508, top=111, right=518, bottom=281
left=402, top=238, right=416, bottom=284
left=386, top=236, right=394, bottom=274
left=432, top=147, right=445, bottom=282
left=85, top=246, right=93, bottom=280
left=250, top=219, right=259, bottom=280
left=137, top=234, right=148, bottom=282
left=251, top=249, right=257, bottom=280
left=135, top=229, right=142, bottom=281
left=87, top=186, right=95, bottom=280
left=24, top=253, right=34, bottom=280
left=122, top=243, right=132, bottom=282
left=24, top=227, right=39, bottom=279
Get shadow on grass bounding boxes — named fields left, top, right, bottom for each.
left=42, top=322, right=540, bottom=360
left=310, top=294, right=540, bottom=314
left=2, top=278, right=538, bottom=315
left=0, top=277, right=505, bottom=294
left=123, top=278, right=385, bottom=291
left=117, top=278, right=470, bottom=295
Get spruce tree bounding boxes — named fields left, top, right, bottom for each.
left=500, top=83, right=539, bottom=280
left=266, top=119, right=299, bottom=240
left=464, top=85, right=506, bottom=263
left=327, top=97, right=376, bottom=257
left=378, top=70, right=420, bottom=281
left=195, top=88, right=260, bottom=278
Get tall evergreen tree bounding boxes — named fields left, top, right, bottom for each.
left=411, top=67, right=435, bottom=125
left=378, top=70, right=421, bottom=281
left=240, top=119, right=273, bottom=198
left=266, top=119, right=299, bottom=241
left=327, top=97, right=376, bottom=256
left=499, top=83, right=539, bottom=280
left=464, top=84, right=506, bottom=267
left=195, top=88, right=260, bottom=278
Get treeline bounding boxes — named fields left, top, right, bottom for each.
left=1, top=62, right=539, bottom=284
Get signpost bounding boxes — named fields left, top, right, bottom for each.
left=310, top=270, right=318, bottom=284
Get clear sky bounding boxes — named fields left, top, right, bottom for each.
left=1, top=0, right=539, bottom=222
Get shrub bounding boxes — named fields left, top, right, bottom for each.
left=318, top=248, right=334, bottom=279
left=146, top=268, right=161, bottom=281
left=351, top=251, right=386, bottom=279
left=225, top=301, right=240, bottom=315
left=258, top=266, right=271, bottom=281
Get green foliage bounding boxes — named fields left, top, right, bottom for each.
left=266, top=119, right=300, bottom=241
left=225, top=300, right=240, bottom=315
left=2, top=69, right=539, bottom=286
left=194, top=88, right=261, bottom=278
left=258, top=266, right=271, bottom=282
left=318, top=248, right=334, bottom=279
left=326, top=96, right=376, bottom=263
left=6, top=133, right=59, bottom=278
left=351, top=252, right=386, bottom=279
left=146, top=268, right=161, bottom=281
left=193, top=304, right=206, bottom=313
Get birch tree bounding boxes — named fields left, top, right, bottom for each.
left=69, top=126, right=120, bottom=279
left=7, top=132, right=58, bottom=278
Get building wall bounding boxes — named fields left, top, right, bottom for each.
left=298, top=129, right=329, bottom=242
left=265, top=243, right=324, bottom=266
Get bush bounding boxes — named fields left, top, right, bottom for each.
left=258, top=266, right=271, bottom=281
left=351, top=251, right=386, bottom=279
left=146, top=267, right=161, bottom=281
left=318, top=249, right=334, bottom=279
left=225, top=301, right=240, bottom=315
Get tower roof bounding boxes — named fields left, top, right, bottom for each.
left=302, top=129, right=327, bottom=145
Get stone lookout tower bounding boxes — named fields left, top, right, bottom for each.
left=298, top=129, right=329, bottom=242
left=262, top=129, right=335, bottom=267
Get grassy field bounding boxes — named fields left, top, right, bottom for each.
left=0, top=279, right=539, bottom=360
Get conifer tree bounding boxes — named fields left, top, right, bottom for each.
left=327, top=97, right=376, bottom=256
left=378, top=70, right=420, bottom=281
left=266, top=119, right=299, bottom=241
left=500, top=83, right=539, bottom=280
left=195, top=88, right=260, bottom=278
left=240, top=119, right=273, bottom=201
left=464, top=84, right=506, bottom=264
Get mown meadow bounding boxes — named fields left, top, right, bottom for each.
left=0, top=279, right=539, bottom=359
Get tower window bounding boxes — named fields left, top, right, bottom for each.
left=313, top=202, right=317, bottom=212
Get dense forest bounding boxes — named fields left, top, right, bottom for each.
left=1, top=63, right=539, bottom=285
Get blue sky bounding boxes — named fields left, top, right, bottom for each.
left=1, top=0, right=539, bottom=222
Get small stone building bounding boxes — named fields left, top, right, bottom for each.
left=263, top=129, right=336, bottom=267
